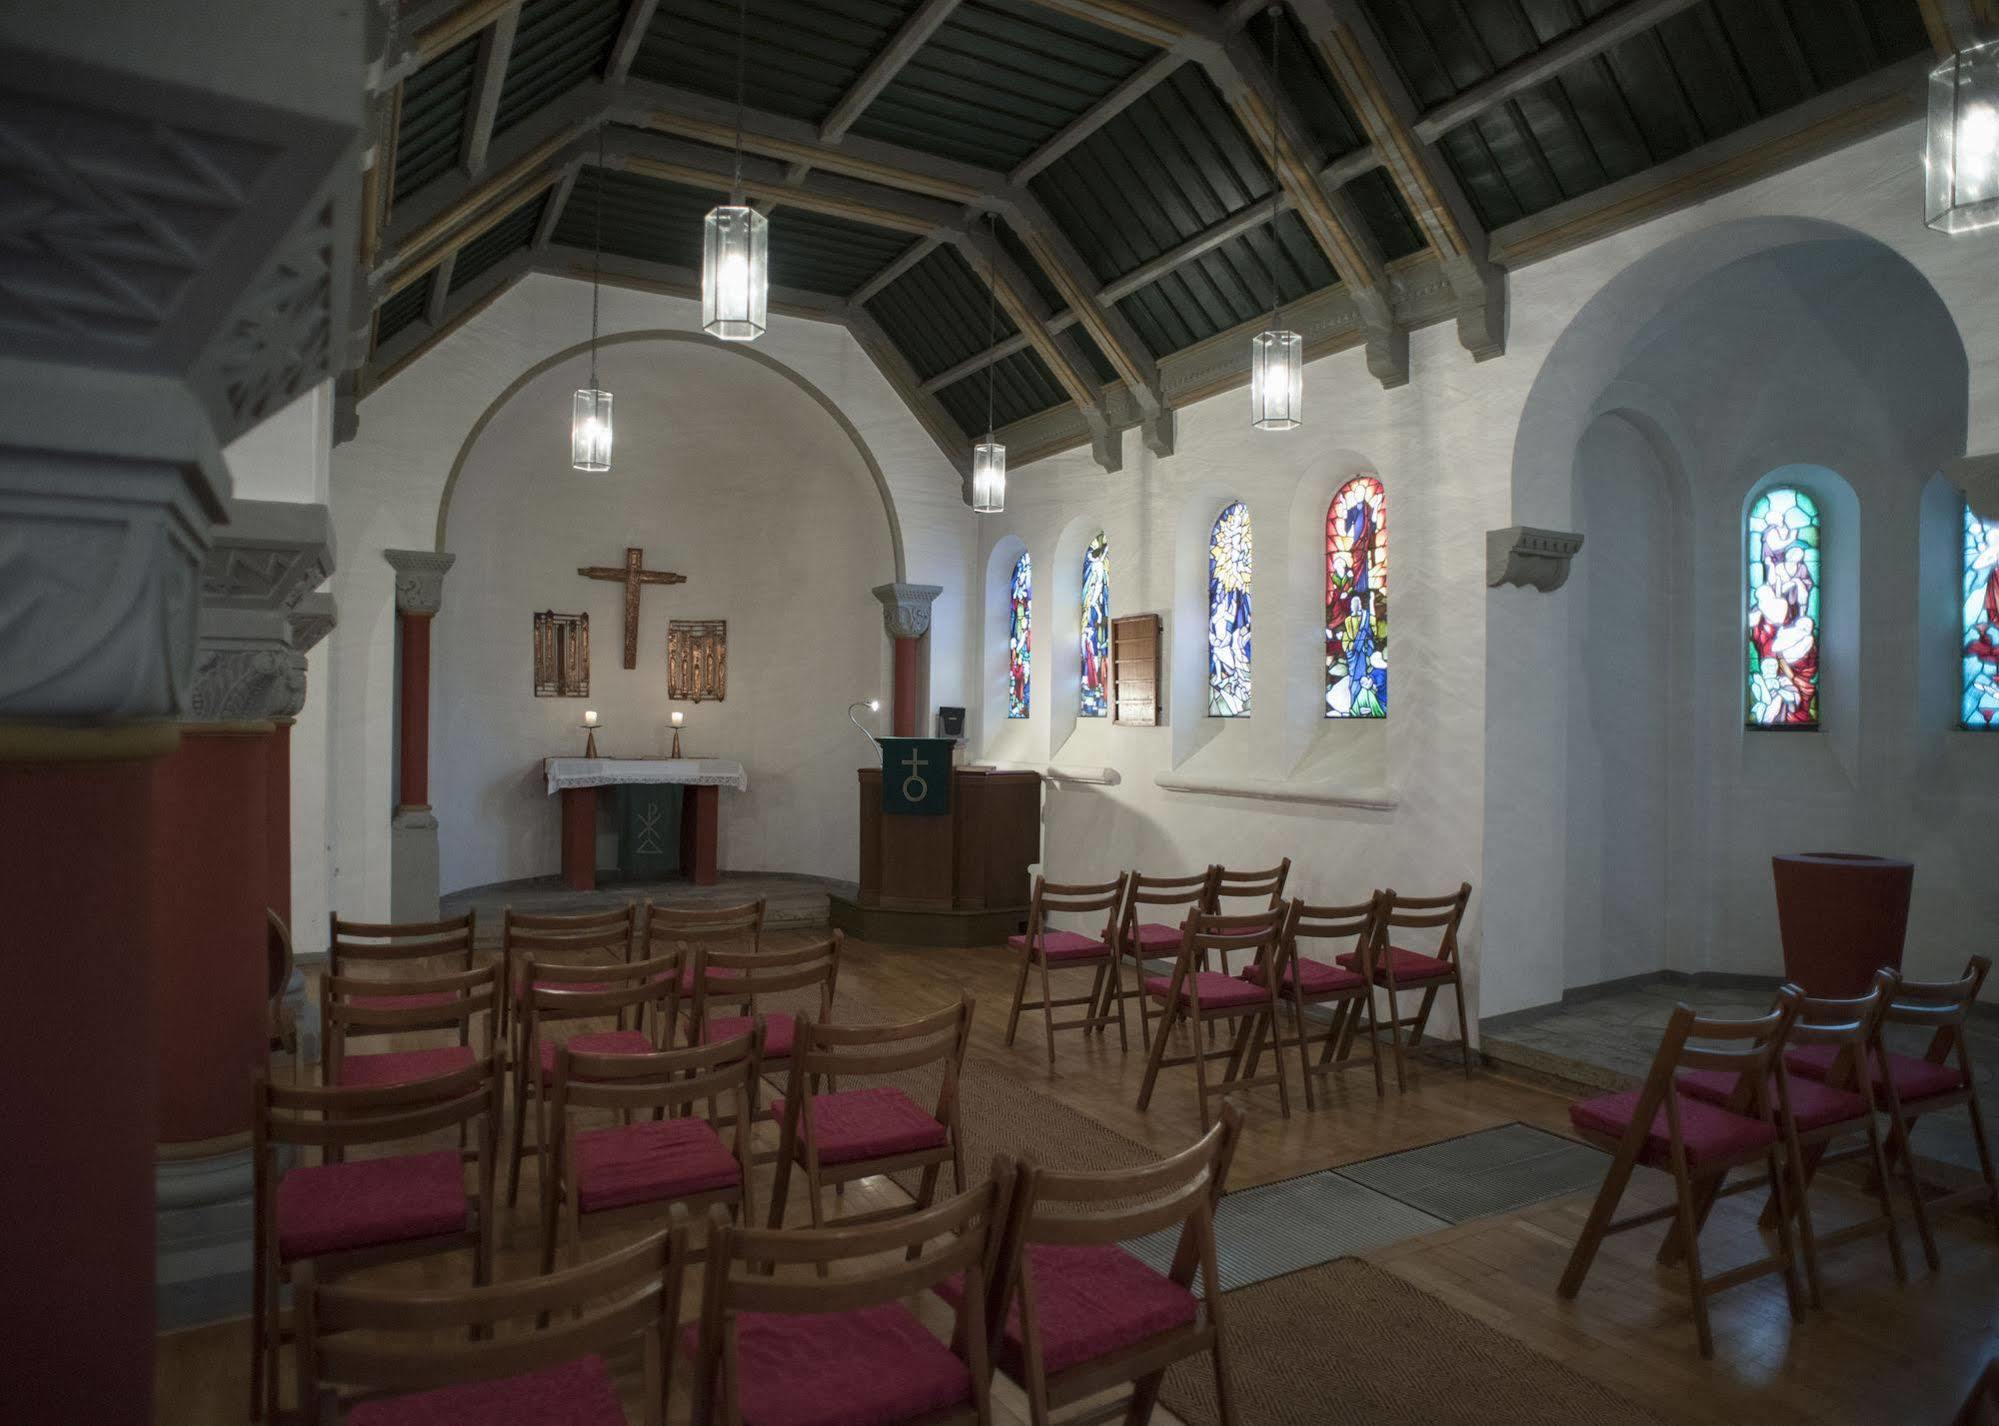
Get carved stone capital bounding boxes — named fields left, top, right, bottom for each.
left=1487, top=526, right=1585, bottom=592
left=385, top=549, right=456, bottom=615
left=204, top=498, right=334, bottom=612
left=288, top=591, right=336, bottom=656
left=190, top=607, right=302, bottom=722
left=872, top=582, right=943, bottom=642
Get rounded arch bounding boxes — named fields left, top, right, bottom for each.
left=431, top=330, right=907, bottom=579
left=980, top=532, right=1031, bottom=745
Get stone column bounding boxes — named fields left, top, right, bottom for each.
left=385, top=550, right=455, bottom=922
left=873, top=582, right=943, bottom=738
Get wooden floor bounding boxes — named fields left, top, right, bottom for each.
left=157, top=935, right=1999, bottom=1424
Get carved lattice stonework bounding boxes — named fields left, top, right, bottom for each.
left=667, top=620, right=727, bottom=703
left=534, top=611, right=589, bottom=697
left=193, top=196, right=339, bottom=436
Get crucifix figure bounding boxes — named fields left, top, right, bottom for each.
left=578, top=547, right=686, bottom=669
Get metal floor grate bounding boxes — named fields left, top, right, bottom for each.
left=1124, top=1170, right=1447, bottom=1296
left=1333, top=1122, right=1608, bottom=1224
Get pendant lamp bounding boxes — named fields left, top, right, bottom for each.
left=571, top=126, right=612, bottom=471
left=703, top=0, right=768, bottom=339
left=972, top=214, right=1005, bottom=513
left=1250, top=6, right=1302, bottom=431
left=1926, top=39, right=1999, bottom=233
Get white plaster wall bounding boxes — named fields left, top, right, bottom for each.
left=323, top=276, right=971, bottom=919
left=433, top=340, right=895, bottom=891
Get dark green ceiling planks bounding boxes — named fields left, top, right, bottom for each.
left=866, top=244, right=1021, bottom=382
left=391, top=37, right=481, bottom=205
left=935, top=346, right=1070, bottom=435
left=451, top=191, right=550, bottom=289
left=632, top=0, right=924, bottom=125
left=495, top=0, right=625, bottom=136
left=765, top=207, right=913, bottom=294
left=375, top=271, right=436, bottom=346
left=552, top=165, right=713, bottom=269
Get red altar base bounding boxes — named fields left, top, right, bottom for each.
left=560, top=782, right=719, bottom=891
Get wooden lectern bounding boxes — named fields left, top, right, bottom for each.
left=838, top=766, right=1039, bottom=946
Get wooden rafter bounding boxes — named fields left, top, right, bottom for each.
left=953, top=226, right=1108, bottom=422
left=844, top=308, right=975, bottom=475
left=606, top=0, right=662, bottom=81
left=849, top=236, right=944, bottom=305
left=461, top=0, right=523, bottom=176
left=1010, top=48, right=1188, bottom=183
left=822, top=0, right=965, bottom=142
left=539, top=245, right=850, bottom=318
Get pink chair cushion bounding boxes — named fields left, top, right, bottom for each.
left=1007, top=929, right=1110, bottom=962
left=685, top=1301, right=972, bottom=1426
left=936, top=1242, right=1196, bottom=1377
left=346, top=990, right=459, bottom=1013
left=770, top=1085, right=947, bottom=1165
left=537, top=1030, right=655, bottom=1082
left=1676, top=1069, right=1868, bottom=1131
left=1142, top=971, right=1270, bottom=1012
left=1335, top=945, right=1455, bottom=983
left=1129, top=921, right=1189, bottom=953
left=349, top=1354, right=624, bottom=1426
left=1241, top=957, right=1363, bottom=996
left=277, top=1150, right=468, bottom=1261
left=675, top=965, right=745, bottom=996
left=1568, top=1089, right=1777, bottom=1170
left=333, top=1045, right=476, bottom=1090
left=707, top=1011, right=795, bottom=1059
left=573, top=1116, right=742, bottom=1213
left=1783, top=1043, right=1966, bottom=1103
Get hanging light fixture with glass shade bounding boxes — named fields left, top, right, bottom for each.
left=1926, top=38, right=1999, bottom=234
left=1250, top=6, right=1303, bottom=431
left=571, top=128, right=613, bottom=471
left=703, top=0, right=768, bottom=340
left=972, top=215, right=1006, bottom=514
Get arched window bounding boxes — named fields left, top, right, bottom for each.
left=1080, top=532, right=1109, bottom=717
left=1326, top=475, right=1387, bottom=718
left=1746, top=487, right=1821, bottom=728
left=1966, top=503, right=1999, bottom=729
left=1008, top=550, right=1032, bottom=719
left=1208, top=502, right=1252, bottom=717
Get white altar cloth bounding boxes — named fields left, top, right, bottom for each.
left=544, top=757, right=749, bottom=796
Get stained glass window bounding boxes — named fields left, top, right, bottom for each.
left=1008, top=550, right=1031, bottom=719
left=1080, top=532, right=1109, bottom=717
left=1965, top=503, right=1999, bottom=728
left=1746, top=487, right=1821, bottom=728
left=1326, top=476, right=1387, bottom=718
left=1208, top=502, right=1252, bottom=716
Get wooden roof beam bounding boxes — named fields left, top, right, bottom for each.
left=845, top=309, right=975, bottom=481
left=1011, top=47, right=1189, bottom=183
left=461, top=0, right=524, bottom=177
left=606, top=0, right=662, bottom=81
left=849, top=236, right=944, bottom=306
left=822, top=0, right=965, bottom=142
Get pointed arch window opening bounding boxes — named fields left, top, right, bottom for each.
left=1008, top=551, right=1032, bottom=720
left=1746, top=486, right=1821, bottom=729
left=1080, top=532, right=1109, bottom=718
left=1208, top=502, right=1253, bottom=717
left=1326, top=475, right=1386, bottom=719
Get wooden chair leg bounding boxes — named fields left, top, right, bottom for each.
left=1887, top=1099, right=1941, bottom=1271
left=1763, top=1143, right=1808, bottom=1322
left=1450, top=974, right=1474, bottom=1077
left=1003, top=948, right=1033, bottom=1048
left=1657, top=1175, right=1723, bottom=1267
left=1265, top=1004, right=1292, bottom=1121
left=766, top=1142, right=795, bottom=1230
left=1200, top=1225, right=1237, bottom=1426
left=1038, top=955, right=1057, bottom=1065
left=1191, top=1007, right=1213, bottom=1127
left=1779, top=1119, right=1823, bottom=1310
left=1408, top=985, right=1440, bottom=1047
left=1123, top=1371, right=1166, bottom=1426
left=1084, top=965, right=1107, bottom=1036
left=1664, top=1150, right=1714, bottom=1359
left=1358, top=992, right=1386, bottom=1099
left=1558, top=1140, right=1640, bottom=1299
left=1108, top=957, right=1129, bottom=1053
left=249, top=1227, right=267, bottom=1421
left=1965, top=1075, right=1999, bottom=1232
left=1380, top=983, right=1408, bottom=1092
left=1859, top=1115, right=1909, bottom=1282
left=1135, top=1000, right=1174, bottom=1111
left=905, top=1162, right=942, bottom=1261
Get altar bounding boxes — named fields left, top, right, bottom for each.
left=543, top=757, right=749, bottom=891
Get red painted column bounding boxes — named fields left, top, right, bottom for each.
left=398, top=610, right=433, bottom=810
left=267, top=719, right=292, bottom=925
left=151, top=725, right=272, bottom=1143
left=0, top=727, right=172, bottom=1426
left=561, top=786, right=597, bottom=891
left=892, top=636, right=920, bottom=738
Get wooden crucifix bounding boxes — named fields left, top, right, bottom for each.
left=578, top=547, right=686, bottom=669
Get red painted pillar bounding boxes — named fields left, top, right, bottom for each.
left=892, top=636, right=920, bottom=738
left=151, top=725, right=271, bottom=1143
left=872, top=582, right=940, bottom=741
left=398, top=610, right=432, bottom=810
left=0, top=727, right=172, bottom=1426
left=268, top=719, right=292, bottom=925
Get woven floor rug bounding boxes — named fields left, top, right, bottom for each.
left=1158, top=1258, right=1666, bottom=1426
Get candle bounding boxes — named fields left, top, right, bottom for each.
left=670, top=711, right=684, bottom=727
left=583, top=710, right=599, bottom=727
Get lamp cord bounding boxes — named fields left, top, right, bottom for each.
left=1265, top=6, right=1282, bottom=334
left=730, top=0, right=748, bottom=204
left=590, top=125, right=603, bottom=387
left=982, top=213, right=998, bottom=443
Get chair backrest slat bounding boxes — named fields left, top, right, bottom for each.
left=1206, top=859, right=1290, bottom=912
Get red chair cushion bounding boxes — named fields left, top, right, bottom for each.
left=573, top=1116, right=742, bottom=1213
left=348, top=1354, right=624, bottom=1426
left=332, top=1045, right=476, bottom=1090
left=1676, top=1069, right=1868, bottom=1131
left=770, top=1086, right=947, bottom=1165
left=936, top=1242, right=1196, bottom=1377
left=707, top=1011, right=795, bottom=1059
left=689, top=1301, right=972, bottom=1426
left=1335, top=945, right=1455, bottom=983
left=1142, top=971, right=1270, bottom=1011
left=1129, top=921, right=1188, bottom=953
left=537, top=1030, right=655, bottom=1082
left=674, top=965, right=745, bottom=996
left=277, top=1150, right=468, bottom=1261
left=1241, top=957, right=1363, bottom=996
left=1568, top=1089, right=1777, bottom=1171
left=1784, top=1043, right=1966, bottom=1103
left=1007, top=929, right=1111, bottom=962
left=346, top=990, right=459, bottom=1013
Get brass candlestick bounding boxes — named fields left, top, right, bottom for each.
left=670, top=711, right=684, bottom=759
left=581, top=719, right=601, bottom=758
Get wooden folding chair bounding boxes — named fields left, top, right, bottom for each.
left=686, top=933, right=842, bottom=1142
left=687, top=1177, right=1010, bottom=1426
left=1786, top=955, right=1995, bottom=1271
left=640, top=898, right=766, bottom=1034
left=499, top=903, right=638, bottom=1035
left=1097, top=868, right=1216, bottom=1053
left=1336, top=881, right=1474, bottom=1088
left=267, top=909, right=300, bottom=1072
left=1134, top=909, right=1291, bottom=1128
left=326, top=911, right=478, bottom=1019
left=1678, top=975, right=1905, bottom=1305
left=294, top=1219, right=689, bottom=1426
left=251, top=1055, right=502, bottom=1421
left=947, top=1104, right=1244, bottom=1426
left=1202, top=860, right=1289, bottom=975
left=1558, top=994, right=1809, bottom=1359
left=320, top=961, right=499, bottom=1091
left=543, top=1026, right=764, bottom=1273
left=1004, top=873, right=1130, bottom=1063
left=767, top=996, right=974, bottom=1235
left=1242, top=897, right=1385, bottom=1107
left=507, top=955, right=683, bottom=1207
